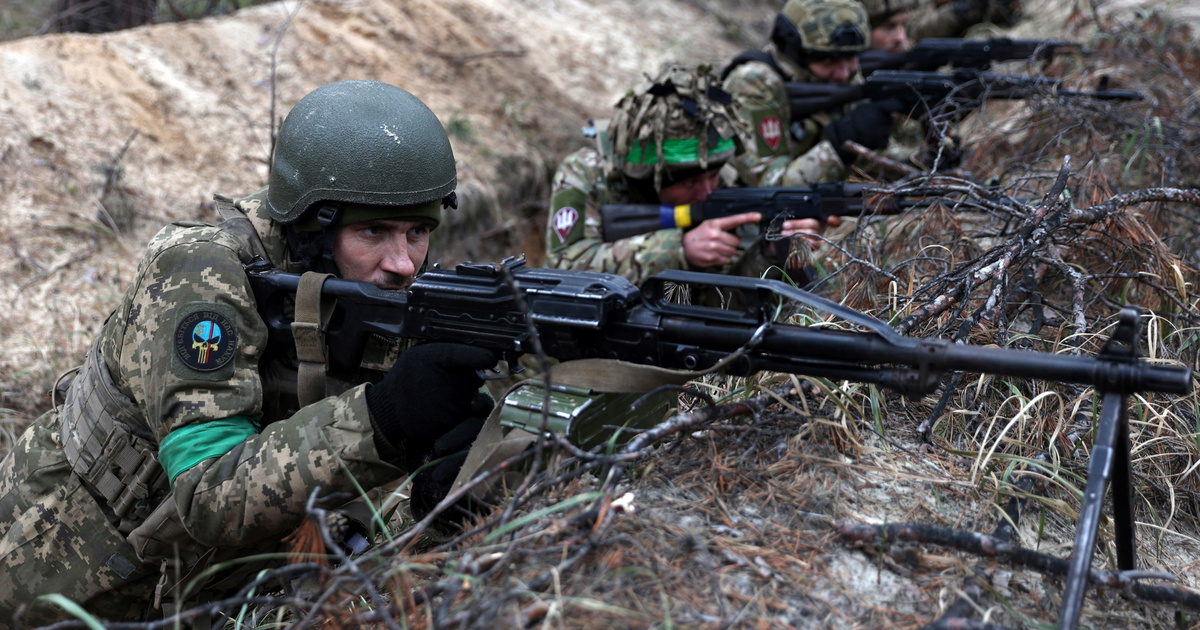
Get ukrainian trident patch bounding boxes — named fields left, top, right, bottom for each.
left=758, top=115, right=782, bottom=151
left=552, top=206, right=579, bottom=243
left=174, top=307, right=237, bottom=372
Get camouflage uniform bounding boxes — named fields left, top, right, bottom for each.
left=908, top=0, right=1022, bottom=40
left=0, top=191, right=403, bottom=625
left=545, top=64, right=812, bottom=297
left=721, top=0, right=871, bottom=188
left=721, top=47, right=849, bottom=189
left=546, top=148, right=790, bottom=288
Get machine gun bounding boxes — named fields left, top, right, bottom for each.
left=598, top=182, right=912, bottom=242
left=788, top=68, right=1145, bottom=121
left=858, top=37, right=1085, bottom=76
left=244, top=257, right=1190, bottom=630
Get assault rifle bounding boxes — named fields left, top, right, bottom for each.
left=599, top=182, right=912, bottom=242
left=858, top=37, right=1085, bottom=76
left=244, top=257, right=1190, bottom=630
left=787, top=68, right=1145, bottom=121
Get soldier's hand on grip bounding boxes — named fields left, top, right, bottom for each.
left=365, top=342, right=498, bottom=463
left=823, top=98, right=903, bottom=164
left=408, top=392, right=494, bottom=521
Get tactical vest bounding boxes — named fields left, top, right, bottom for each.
left=50, top=200, right=295, bottom=625
left=59, top=197, right=273, bottom=532
left=720, top=49, right=786, bottom=82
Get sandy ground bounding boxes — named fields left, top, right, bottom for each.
left=0, top=0, right=751, bottom=416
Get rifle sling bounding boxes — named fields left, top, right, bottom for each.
left=293, top=271, right=335, bottom=407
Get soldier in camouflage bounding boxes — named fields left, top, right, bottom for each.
left=858, top=0, right=936, bottom=169
left=860, top=0, right=919, bottom=52
left=721, top=0, right=897, bottom=188
left=908, top=0, right=1023, bottom=40
left=545, top=65, right=829, bottom=290
left=0, top=80, right=496, bottom=625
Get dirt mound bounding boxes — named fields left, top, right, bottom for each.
left=0, top=0, right=754, bottom=417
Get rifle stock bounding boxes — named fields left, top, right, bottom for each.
left=599, top=182, right=905, bottom=242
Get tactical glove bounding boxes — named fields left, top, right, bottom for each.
left=365, top=342, right=498, bottom=465
left=408, top=392, right=495, bottom=521
left=952, top=0, right=989, bottom=26
left=823, top=99, right=903, bottom=165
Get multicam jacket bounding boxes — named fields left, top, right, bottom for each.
left=721, top=44, right=849, bottom=188
left=0, top=190, right=404, bottom=625
left=547, top=147, right=689, bottom=285
left=907, top=0, right=1019, bottom=40
left=545, top=147, right=796, bottom=291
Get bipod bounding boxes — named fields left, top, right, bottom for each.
left=1057, top=307, right=1141, bottom=629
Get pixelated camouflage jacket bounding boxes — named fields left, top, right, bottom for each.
left=545, top=147, right=801, bottom=291
left=0, top=190, right=405, bottom=625
left=722, top=43, right=849, bottom=188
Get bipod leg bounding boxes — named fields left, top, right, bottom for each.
left=1057, top=391, right=1133, bottom=629
left=1111, top=398, right=1136, bottom=570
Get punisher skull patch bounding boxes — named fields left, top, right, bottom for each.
left=174, top=307, right=237, bottom=372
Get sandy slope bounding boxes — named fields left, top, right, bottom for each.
left=0, top=0, right=746, bottom=416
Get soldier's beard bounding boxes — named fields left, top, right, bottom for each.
left=374, top=272, right=412, bottom=291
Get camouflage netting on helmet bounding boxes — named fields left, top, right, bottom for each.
left=776, top=0, right=869, bottom=59
left=608, top=65, right=740, bottom=190
left=858, top=0, right=920, bottom=27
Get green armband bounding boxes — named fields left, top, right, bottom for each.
left=159, top=416, right=260, bottom=485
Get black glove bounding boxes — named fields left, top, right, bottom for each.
left=952, top=0, right=989, bottom=26
left=409, top=392, right=495, bottom=521
left=823, top=99, right=902, bottom=165
left=365, top=342, right=498, bottom=465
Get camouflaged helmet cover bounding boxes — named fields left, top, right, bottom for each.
left=859, top=0, right=919, bottom=27
left=608, top=65, right=740, bottom=189
left=778, top=0, right=870, bottom=57
left=266, top=80, right=457, bottom=225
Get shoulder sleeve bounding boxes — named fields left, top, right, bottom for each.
left=545, top=150, right=688, bottom=285
left=109, top=225, right=268, bottom=437
left=723, top=62, right=794, bottom=187
left=907, top=3, right=968, bottom=40
left=110, top=225, right=400, bottom=548
left=781, top=139, right=847, bottom=187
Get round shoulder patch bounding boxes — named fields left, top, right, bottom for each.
left=174, top=310, right=238, bottom=372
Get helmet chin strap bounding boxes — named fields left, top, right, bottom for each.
left=285, top=204, right=343, bottom=275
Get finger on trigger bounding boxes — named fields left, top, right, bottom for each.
left=711, top=212, right=761, bottom=231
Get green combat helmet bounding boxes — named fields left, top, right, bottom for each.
left=607, top=65, right=740, bottom=191
left=265, top=80, right=458, bottom=271
left=772, top=0, right=870, bottom=64
left=858, top=0, right=919, bottom=27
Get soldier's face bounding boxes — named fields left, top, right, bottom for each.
left=871, top=12, right=910, bottom=53
left=333, top=218, right=431, bottom=290
left=658, top=168, right=722, bottom=206
left=807, top=56, right=859, bottom=83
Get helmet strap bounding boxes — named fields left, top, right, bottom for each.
left=771, top=13, right=807, bottom=64
left=285, top=204, right=343, bottom=275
